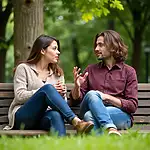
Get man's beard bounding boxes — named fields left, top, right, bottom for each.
left=97, top=56, right=104, bottom=61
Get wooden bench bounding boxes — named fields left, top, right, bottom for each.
left=0, top=83, right=150, bottom=136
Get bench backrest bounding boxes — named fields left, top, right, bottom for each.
left=0, top=83, right=150, bottom=129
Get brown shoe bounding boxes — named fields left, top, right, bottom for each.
left=75, top=120, right=94, bottom=134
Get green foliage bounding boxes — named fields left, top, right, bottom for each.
left=4, top=0, right=150, bottom=82
left=62, top=0, right=124, bottom=22
left=44, top=1, right=109, bottom=82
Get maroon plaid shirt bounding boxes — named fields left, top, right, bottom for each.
left=80, top=61, right=138, bottom=115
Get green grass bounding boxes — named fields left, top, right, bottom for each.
left=0, top=132, right=150, bottom=150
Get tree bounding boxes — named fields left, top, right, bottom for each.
left=115, top=0, right=150, bottom=80
left=62, top=0, right=123, bottom=21
left=74, top=0, right=150, bottom=80
left=13, top=0, right=44, bottom=65
left=4, top=0, right=123, bottom=82
left=0, top=0, right=13, bottom=82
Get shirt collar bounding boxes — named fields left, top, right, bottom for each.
left=28, top=63, right=53, bottom=76
left=98, top=61, right=124, bottom=69
left=115, top=61, right=124, bottom=69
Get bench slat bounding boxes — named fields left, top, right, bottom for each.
left=134, top=108, right=150, bottom=115
left=0, top=113, right=150, bottom=124
left=0, top=92, right=14, bottom=98
left=138, top=100, right=150, bottom=107
left=138, top=84, right=150, bottom=91
left=132, top=124, right=150, bottom=130
left=0, top=130, right=49, bottom=136
left=0, top=83, right=13, bottom=90
left=0, top=99, right=13, bottom=106
left=0, top=116, right=8, bottom=123
left=134, top=116, right=150, bottom=123
left=138, top=92, right=150, bottom=99
left=0, top=108, right=9, bottom=115
left=0, top=83, right=150, bottom=90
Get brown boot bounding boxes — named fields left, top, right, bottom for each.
left=75, top=120, right=94, bottom=134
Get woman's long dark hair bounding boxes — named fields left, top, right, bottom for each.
left=15, top=35, right=63, bottom=76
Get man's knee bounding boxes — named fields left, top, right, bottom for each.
left=84, top=90, right=102, bottom=102
left=84, top=111, right=93, bottom=121
left=86, top=90, right=98, bottom=97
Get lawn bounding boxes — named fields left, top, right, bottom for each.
left=0, top=132, right=150, bottom=150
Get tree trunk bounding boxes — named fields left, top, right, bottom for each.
left=71, top=34, right=80, bottom=67
left=131, top=8, right=145, bottom=81
left=0, top=49, right=7, bottom=82
left=107, top=19, right=115, bottom=30
left=13, top=0, right=44, bottom=65
left=0, top=24, right=7, bottom=82
left=132, top=29, right=142, bottom=80
left=0, top=0, right=12, bottom=82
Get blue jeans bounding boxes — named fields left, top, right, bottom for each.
left=80, top=90, right=131, bottom=134
left=14, top=84, right=76, bottom=136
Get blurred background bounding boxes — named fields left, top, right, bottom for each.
left=0, top=0, right=150, bottom=83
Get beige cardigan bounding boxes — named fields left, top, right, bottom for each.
left=4, top=63, right=66, bottom=130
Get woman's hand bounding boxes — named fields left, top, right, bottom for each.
left=73, top=66, right=88, bottom=87
left=53, top=81, right=66, bottom=98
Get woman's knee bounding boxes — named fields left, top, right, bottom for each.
left=42, top=84, right=54, bottom=91
left=46, top=111, right=63, bottom=121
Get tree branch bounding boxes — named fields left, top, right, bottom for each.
left=115, top=11, right=134, bottom=42
left=82, top=51, right=93, bottom=66
left=142, top=6, right=150, bottom=29
left=125, top=0, right=132, bottom=11
left=6, top=34, right=13, bottom=46
left=2, top=0, right=13, bottom=25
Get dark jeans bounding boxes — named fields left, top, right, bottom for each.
left=14, top=84, right=76, bottom=136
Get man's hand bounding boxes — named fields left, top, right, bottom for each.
left=97, top=91, right=110, bottom=103
left=96, top=90, right=122, bottom=107
left=73, top=66, right=88, bottom=87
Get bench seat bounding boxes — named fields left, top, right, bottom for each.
left=0, top=83, right=150, bottom=136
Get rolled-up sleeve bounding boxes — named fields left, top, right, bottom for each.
left=120, top=68, right=138, bottom=114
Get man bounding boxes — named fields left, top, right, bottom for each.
left=70, top=30, right=138, bottom=136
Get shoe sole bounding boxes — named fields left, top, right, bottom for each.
left=108, top=130, right=121, bottom=136
left=79, top=123, right=94, bottom=134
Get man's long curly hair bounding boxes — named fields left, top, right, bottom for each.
left=94, top=30, right=128, bottom=62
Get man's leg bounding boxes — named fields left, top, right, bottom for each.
left=80, top=90, right=116, bottom=129
left=83, top=107, right=131, bottom=132
left=107, top=106, right=131, bottom=130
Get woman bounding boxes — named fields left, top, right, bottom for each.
left=4, top=35, right=93, bottom=136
